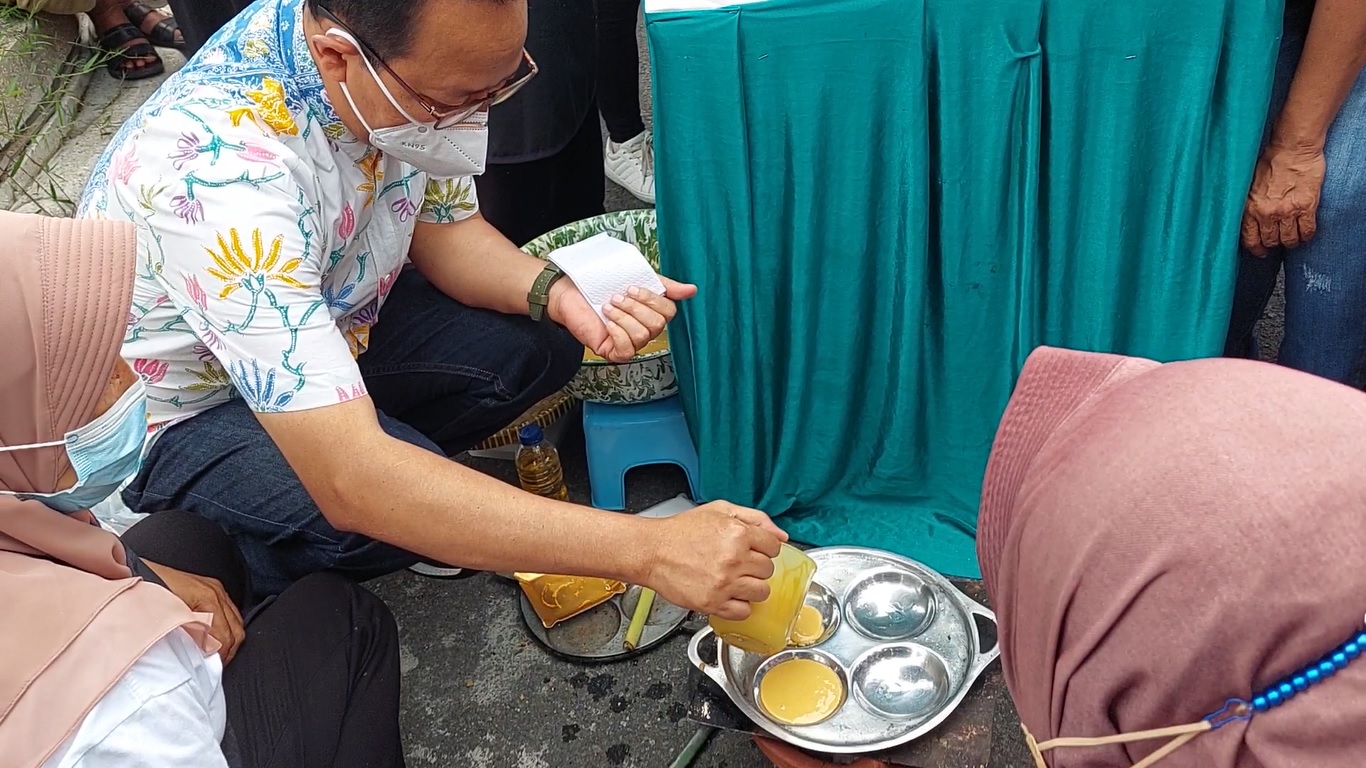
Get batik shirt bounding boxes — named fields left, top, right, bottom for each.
left=79, top=0, right=479, bottom=431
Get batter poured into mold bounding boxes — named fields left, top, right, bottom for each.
left=789, top=604, right=825, bottom=647
left=758, top=658, right=845, bottom=726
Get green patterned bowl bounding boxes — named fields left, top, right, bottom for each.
left=522, top=209, right=678, bottom=404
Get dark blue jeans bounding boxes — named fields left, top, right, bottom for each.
left=1225, top=1, right=1366, bottom=387
left=123, top=269, right=583, bottom=598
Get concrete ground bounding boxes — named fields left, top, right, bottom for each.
left=10, top=8, right=1289, bottom=767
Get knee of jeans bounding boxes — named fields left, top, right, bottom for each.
left=544, top=325, right=586, bottom=389
left=503, top=324, right=584, bottom=396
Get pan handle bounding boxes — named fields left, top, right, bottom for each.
left=960, top=594, right=1002, bottom=683
left=685, top=626, right=729, bottom=687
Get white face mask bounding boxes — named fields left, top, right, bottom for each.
left=328, top=29, right=489, bottom=178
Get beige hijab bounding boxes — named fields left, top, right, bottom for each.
left=979, top=346, right=1366, bottom=768
left=0, top=211, right=217, bottom=768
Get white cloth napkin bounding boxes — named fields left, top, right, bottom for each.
left=547, top=233, right=667, bottom=323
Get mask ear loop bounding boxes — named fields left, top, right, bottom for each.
left=1022, top=623, right=1366, bottom=768
left=0, top=439, right=67, bottom=452
left=326, top=28, right=428, bottom=127
left=1025, top=721, right=1209, bottom=768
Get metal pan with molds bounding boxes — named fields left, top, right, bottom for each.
left=686, top=546, right=999, bottom=755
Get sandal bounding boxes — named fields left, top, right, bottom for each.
left=123, top=0, right=185, bottom=50
left=99, top=22, right=165, bottom=81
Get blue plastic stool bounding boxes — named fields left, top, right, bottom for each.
left=583, top=396, right=701, bottom=510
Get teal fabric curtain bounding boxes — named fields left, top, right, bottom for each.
left=645, top=0, right=1283, bottom=577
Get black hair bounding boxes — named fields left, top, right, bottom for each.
left=309, top=0, right=425, bottom=62
left=311, top=0, right=516, bottom=63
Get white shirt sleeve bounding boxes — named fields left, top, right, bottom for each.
left=43, top=629, right=229, bottom=768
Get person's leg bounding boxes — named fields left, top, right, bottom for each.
left=122, top=399, right=434, bottom=598
left=225, top=572, right=405, bottom=768
left=596, top=0, right=647, bottom=144
left=596, top=0, right=655, bottom=204
left=122, top=0, right=184, bottom=49
left=88, top=0, right=163, bottom=80
left=1224, top=3, right=1308, bottom=361
left=1275, top=66, right=1366, bottom=387
left=11, top=0, right=95, bottom=15
left=358, top=269, right=584, bottom=456
left=476, top=100, right=609, bottom=247
left=474, top=154, right=563, bottom=247
left=164, top=0, right=253, bottom=57
left=557, top=97, right=610, bottom=224
left=121, top=509, right=252, bottom=609
left=1225, top=249, right=1283, bottom=360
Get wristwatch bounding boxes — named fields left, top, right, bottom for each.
left=527, top=262, right=566, bottom=322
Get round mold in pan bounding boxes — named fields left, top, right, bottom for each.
left=849, top=643, right=952, bottom=721
left=842, top=569, right=936, bottom=641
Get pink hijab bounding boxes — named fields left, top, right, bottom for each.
left=979, top=346, right=1366, bottom=767
left=0, top=211, right=217, bottom=768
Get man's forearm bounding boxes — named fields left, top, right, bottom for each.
left=316, top=431, right=658, bottom=582
left=409, top=215, right=548, bottom=316
left=1274, top=0, right=1366, bottom=149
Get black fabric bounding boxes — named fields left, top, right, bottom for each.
left=596, top=0, right=646, bottom=144
left=476, top=99, right=607, bottom=246
left=223, top=572, right=405, bottom=768
left=122, top=508, right=253, bottom=609
left=487, top=0, right=598, bottom=163
left=121, top=511, right=405, bottom=768
left=166, top=0, right=254, bottom=57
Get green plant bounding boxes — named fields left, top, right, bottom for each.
left=0, top=5, right=109, bottom=214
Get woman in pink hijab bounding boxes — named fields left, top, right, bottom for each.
left=0, top=211, right=405, bottom=767
left=979, top=346, right=1366, bottom=768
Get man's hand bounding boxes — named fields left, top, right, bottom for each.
left=1241, top=141, right=1327, bottom=257
left=640, top=501, right=789, bottom=620
left=145, top=560, right=245, bottom=663
left=548, top=276, right=698, bottom=363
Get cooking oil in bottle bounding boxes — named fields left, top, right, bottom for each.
left=515, top=424, right=569, bottom=501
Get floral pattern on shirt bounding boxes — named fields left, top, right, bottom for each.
left=78, top=0, right=479, bottom=428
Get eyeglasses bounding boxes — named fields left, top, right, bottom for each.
left=313, top=2, right=538, bottom=128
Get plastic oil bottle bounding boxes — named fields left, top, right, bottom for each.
left=515, top=424, right=569, bottom=501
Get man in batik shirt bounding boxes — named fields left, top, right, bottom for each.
left=80, top=0, right=787, bottom=621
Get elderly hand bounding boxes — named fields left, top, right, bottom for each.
left=1241, top=140, right=1327, bottom=257
left=548, top=275, right=698, bottom=363
left=145, top=559, right=246, bottom=664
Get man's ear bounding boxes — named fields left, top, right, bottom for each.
left=309, top=32, right=356, bottom=82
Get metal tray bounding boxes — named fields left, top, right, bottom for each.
left=686, top=546, right=999, bottom=754
left=520, top=583, right=690, bottom=661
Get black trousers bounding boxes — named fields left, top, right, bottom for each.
left=122, top=511, right=406, bottom=768
left=475, top=99, right=607, bottom=247
left=596, top=0, right=646, bottom=144
left=166, top=0, right=254, bottom=56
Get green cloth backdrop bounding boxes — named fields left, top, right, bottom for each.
left=644, top=0, right=1283, bottom=577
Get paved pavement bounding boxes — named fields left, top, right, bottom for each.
left=15, top=9, right=1287, bottom=766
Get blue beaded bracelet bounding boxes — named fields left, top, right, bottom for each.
left=1205, top=627, right=1366, bottom=729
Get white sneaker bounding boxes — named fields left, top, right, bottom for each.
left=604, top=131, right=656, bottom=204
left=408, top=562, right=465, bottom=578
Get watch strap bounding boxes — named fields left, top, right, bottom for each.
left=528, top=262, right=566, bottom=322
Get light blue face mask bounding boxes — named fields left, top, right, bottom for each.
left=0, top=379, right=149, bottom=514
